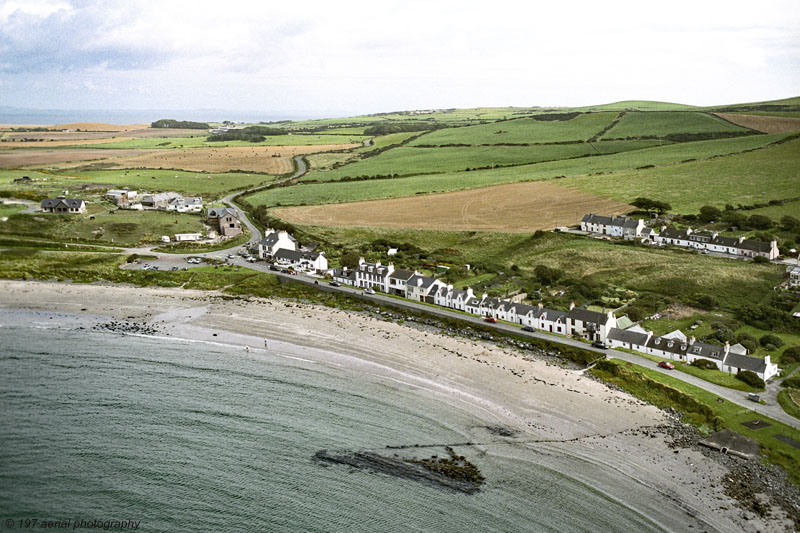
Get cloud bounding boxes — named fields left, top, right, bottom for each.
left=0, top=0, right=798, bottom=112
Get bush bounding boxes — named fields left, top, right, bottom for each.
left=736, top=370, right=765, bottom=389
left=690, top=358, right=719, bottom=370
left=764, top=343, right=777, bottom=351
left=781, top=346, right=800, bottom=365
left=782, top=375, right=800, bottom=389
left=759, top=334, right=785, bottom=348
left=736, top=332, right=758, bottom=345
left=694, top=293, right=718, bottom=311
left=753, top=256, right=770, bottom=264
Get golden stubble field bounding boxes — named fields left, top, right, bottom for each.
left=274, top=181, right=633, bottom=232
left=109, top=144, right=360, bottom=174
left=713, top=113, right=800, bottom=133
left=0, top=149, right=157, bottom=168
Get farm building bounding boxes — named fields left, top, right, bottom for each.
left=166, top=197, right=203, bottom=213
left=581, top=214, right=645, bottom=239
left=140, top=192, right=181, bottom=209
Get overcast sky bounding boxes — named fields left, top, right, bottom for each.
left=1, top=0, right=798, bottom=118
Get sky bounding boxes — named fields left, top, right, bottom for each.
left=0, top=0, right=798, bottom=118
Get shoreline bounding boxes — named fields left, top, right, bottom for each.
left=0, top=279, right=796, bottom=531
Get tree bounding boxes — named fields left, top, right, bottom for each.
left=340, top=252, right=361, bottom=269
left=534, top=265, right=563, bottom=286
left=780, top=215, right=800, bottom=232
left=632, top=197, right=671, bottom=215
left=747, top=214, right=773, bottom=230
left=698, top=205, right=722, bottom=222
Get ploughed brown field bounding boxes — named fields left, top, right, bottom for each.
left=713, top=113, right=800, bottom=133
left=0, top=127, right=203, bottom=146
left=0, top=149, right=157, bottom=168
left=109, top=144, right=360, bottom=174
left=274, top=181, right=633, bottom=232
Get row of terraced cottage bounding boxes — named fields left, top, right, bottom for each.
left=331, top=258, right=780, bottom=381
left=581, top=214, right=780, bottom=259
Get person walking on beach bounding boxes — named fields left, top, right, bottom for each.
left=264, top=338, right=268, bottom=349
left=245, top=345, right=250, bottom=353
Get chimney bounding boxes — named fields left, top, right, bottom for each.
left=569, top=302, right=575, bottom=310
left=689, top=335, right=696, bottom=345
left=765, top=355, right=771, bottom=366
left=538, top=302, right=544, bottom=309
left=375, top=261, right=382, bottom=268
left=686, top=228, right=693, bottom=235
left=447, top=284, right=453, bottom=290
left=358, top=257, right=365, bottom=265
left=482, top=293, right=488, bottom=301
left=738, top=236, right=745, bottom=243
left=724, top=341, right=730, bottom=354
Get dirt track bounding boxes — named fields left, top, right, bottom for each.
left=274, top=181, right=633, bottom=232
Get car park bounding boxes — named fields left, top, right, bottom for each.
left=657, top=361, right=675, bottom=370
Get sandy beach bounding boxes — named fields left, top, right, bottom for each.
left=0, top=280, right=795, bottom=532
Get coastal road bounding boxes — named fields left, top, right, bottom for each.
left=209, top=255, right=800, bottom=430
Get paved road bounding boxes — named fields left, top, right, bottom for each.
left=186, top=253, right=800, bottom=430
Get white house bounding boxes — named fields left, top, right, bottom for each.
left=387, top=268, right=416, bottom=297
left=40, top=198, right=86, bottom=214
left=581, top=214, right=645, bottom=239
left=606, top=328, right=651, bottom=352
left=538, top=308, right=567, bottom=335
left=258, top=229, right=298, bottom=259
left=166, top=197, right=203, bottom=213
left=655, top=227, right=779, bottom=260
left=566, top=304, right=616, bottom=342
left=355, top=259, right=395, bottom=292
left=787, top=265, right=800, bottom=288
left=274, top=249, right=328, bottom=273
left=406, top=274, right=444, bottom=303
left=140, top=192, right=181, bottom=209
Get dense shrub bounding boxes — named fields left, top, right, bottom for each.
left=753, top=256, right=770, bottom=264
left=781, top=346, right=800, bottom=365
left=699, top=205, right=722, bottom=222
left=760, top=334, right=785, bottom=348
left=534, top=264, right=563, bottom=286
left=690, top=358, right=719, bottom=370
left=694, top=293, right=719, bottom=310
left=747, top=215, right=774, bottom=230
left=736, top=370, right=765, bottom=389
left=736, top=332, right=757, bottom=345
left=764, top=344, right=778, bottom=351
left=782, top=375, right=800, bottom=389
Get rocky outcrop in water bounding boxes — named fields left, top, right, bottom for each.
left=93, top=320, right=159, bottom=336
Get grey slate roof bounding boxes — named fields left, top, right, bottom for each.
left=567, top=307, right=608, bottom=325
left=407, top=274, right=438, bottom=289
left=207, top=207, right=238, bottom=219
left=738, top=239, right=772, bottom=253
left=274, top=249, right=321, bottom=262
left=41, top=198, right=84, bottom=209
left=659, top=228, right=690, bottom=240
left=388, top=269, right=415, bottom=281
left=607, top=328, right=650, bottom=346
left=647, top=336, right=688, bottom=356
left=260, top=231, right=297, bottom=247
left=724, top=352, right=767, bottom=373
left=541, top=308, right=567, bottom=322
left=688, top=341, right=725, bottom=361
left=510, top=303, right=535, bottom=316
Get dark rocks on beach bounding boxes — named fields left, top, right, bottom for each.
left=93, top=320, right=159, bottom=336
left=313, top=446, right=485, bottom=494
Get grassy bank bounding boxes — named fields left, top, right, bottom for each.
left=591, top=358, right=800, bottom=485
left=778, top=389, right=800, bottom=421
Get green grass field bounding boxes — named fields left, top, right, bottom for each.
left=0, top=203, right=26, bottom=217
left=407, top=112, right=618, bottom=145
left=742, top=199, right=800, bottom=220
left=778, top=389, right=800, bottom=420
left=601, top=111, right=750, bottom=138
left=559, top=136, right=800, bottom=213
left=248, top=133, right=790, bottom=208
left=573, top=100, right=698, bottom=112
left=0, top=210, right=205, bottom=246
left=55, top=134, right=367, bottom=150
left=301, top=140, right=664, bottom=181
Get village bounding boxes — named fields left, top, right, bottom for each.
left=31, top=192, right=796, bottom=384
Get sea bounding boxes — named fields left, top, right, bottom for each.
left=0, top=310, right=681, bottom=532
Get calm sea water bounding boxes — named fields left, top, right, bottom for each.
left=0, top=312, right=674, bottom=532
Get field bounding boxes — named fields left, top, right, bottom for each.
left=744, top=199, right=800, bottom=220
left=0, top=209, right=205, bottom=246
left=0, top=149, right=156, bottom=168
left=301, top=140, right=664, bottom=182
left=66, top=133, right=367, bottom=149
left=0, top=168, right=275, bottom=199
left=558, top=137, right=800, bottom=213
left=106, top=144, right=359, bottom=174
left=601, top=111, right=750, bottom=139
left=274, top=181, right=633, bottom=232
left=407, top=112, right=619, bottom=145
left=712, top=113, right=800, bottom=133
left=249, top=133, right=790, bottom=209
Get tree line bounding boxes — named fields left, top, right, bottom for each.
left=151, top=119, right=209, bottom=129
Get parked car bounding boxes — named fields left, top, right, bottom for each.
left=364, top=288, right=375, bottom=295
left=227, top=254, right=236, bottom=259
left=747, top=393, right=761, bottom=403
left=247, top=257, right=256, bottom=263
left=591, top=341, right=608, bottom=349
left=483, top=316, right=498, bottom=323
left=657, top=361, right=675, bottom=370
left=171, top=266, right=179, bottom=271
left=269, top=265, right=280, bottom=271
left=522, top=326, right=535, bottom=332
left=329, top=281, right=341, bottom=287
